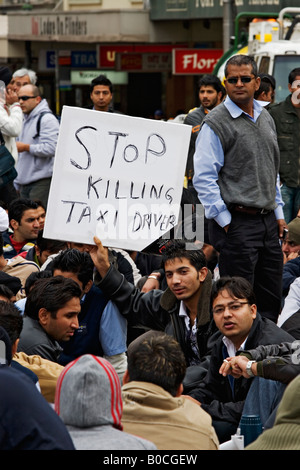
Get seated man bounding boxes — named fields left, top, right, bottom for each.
left=0, top=292, right=64, bottom=404
left=17, top=276, right=81, bottom=362
left=281, top=216, right=300, bottom=297
left=51, top=248, right=127, bottom=380
left=88, top=237, right=215, bottom=373
left=2, top=198, right=40, bottom=259
left=54, top=354, right=157, bottom=450
left=282, top=216, right=300, bottom=266
left=0, top=232, right=39, bottom=300
left=121, top=330, right=219, bottom=450
left=186, top=276, right=294, bottom=443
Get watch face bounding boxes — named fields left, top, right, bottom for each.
left=247, top=361, right=254, bottom=376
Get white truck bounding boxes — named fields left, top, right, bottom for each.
left=214, top=7, right=300, bottom=103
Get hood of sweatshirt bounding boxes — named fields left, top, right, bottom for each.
left=54, top=354, right=123, bottom=430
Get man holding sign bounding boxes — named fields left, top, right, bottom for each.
left=88, top=236, right=215, bottom=381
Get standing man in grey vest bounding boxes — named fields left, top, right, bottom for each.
left=193, top=55, right=286, bottom=323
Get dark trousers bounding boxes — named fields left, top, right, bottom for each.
left=208, top=211, right=283, bottom=323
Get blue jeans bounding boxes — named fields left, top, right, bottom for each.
left=241, top=377, right=286, bottom=429
left=280, top=183, right=300, bottom=223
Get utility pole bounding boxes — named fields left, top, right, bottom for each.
left=223, top=0, right=234, bottom=53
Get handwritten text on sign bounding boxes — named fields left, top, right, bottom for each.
left=43, top=107, right=191, bottom=251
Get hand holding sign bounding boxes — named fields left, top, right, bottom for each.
left=88, top=236, right=110, bottom=278
left=43, top=106, right=192, bottom=251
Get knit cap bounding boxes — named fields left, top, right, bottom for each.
left=287, top=217, right=300, bottom=245
left=54, top=354, right=123, bottom=430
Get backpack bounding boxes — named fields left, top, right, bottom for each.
left=33, top=112, right=59, bottom=139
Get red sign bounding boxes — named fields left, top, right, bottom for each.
left=172, top=49, right=223, bottom=75
left=98, top=44, right=187, bottom=68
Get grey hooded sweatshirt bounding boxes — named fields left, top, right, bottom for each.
left=54, top=354, right=157, bottom=450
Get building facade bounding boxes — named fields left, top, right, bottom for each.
left=0, top=0, right=295, bottom=118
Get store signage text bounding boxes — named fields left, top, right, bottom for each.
left=172, top=49, right=223, bottom=74
left=31, top=16, right=87, bottom=36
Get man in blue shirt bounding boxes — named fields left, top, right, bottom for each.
left=51, top=248, right=127, bottom=381
left=193, top=55, right=286, bottom=323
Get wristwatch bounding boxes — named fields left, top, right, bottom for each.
left=246, top=360, right=256, bottom=377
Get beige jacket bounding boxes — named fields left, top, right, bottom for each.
left=121, top=381, right=219, bottom=450
left=13, top=352, right=64, bottom=403
left=2, top=255, right=39, bottom=300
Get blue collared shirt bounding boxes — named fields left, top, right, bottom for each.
left=193, top=96, right=284, bottom=227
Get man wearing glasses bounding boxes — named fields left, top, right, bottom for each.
left=193, top=55, right=286, bottom=324
left=15, top=84, right=59, bottom=209
left=187, top=276, right=294, bottom=444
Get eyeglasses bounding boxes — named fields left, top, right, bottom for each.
left=226, top=76, right=256, bottom=85
left=212, top=301, right=250, bottom=315
left=18, top=95, right=38, bottom=101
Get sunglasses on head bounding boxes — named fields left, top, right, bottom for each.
left=226, top=76, right=255, bottom=84
left=18, top=95, right=38, bottom=101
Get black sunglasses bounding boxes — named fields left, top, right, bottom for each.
left=227, top=76, right=256, bottom=85
left=18, top=95, right=38, bottom=101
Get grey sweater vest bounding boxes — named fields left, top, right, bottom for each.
left=203, top=103, right=280, bottom=210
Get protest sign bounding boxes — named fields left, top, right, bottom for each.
left=43, top=106, right=192, bottom=251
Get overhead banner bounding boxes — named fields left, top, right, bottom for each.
left=43, top=107, right=192, bottom=252
left=172, top=49, right=223, bottom=75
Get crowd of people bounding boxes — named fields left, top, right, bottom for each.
left=0, top=58, right=299, bottom=452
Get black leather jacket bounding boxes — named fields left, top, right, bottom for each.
left=188, top=313, right=295, bottom=425
left=240, top=341, right=300, bottom=384
left=94, top=264, right=215, bottom=366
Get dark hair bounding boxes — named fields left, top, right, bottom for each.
left=24, top=276, right=82, bottom=320
left=160, top=239, right=206, bottom=271
left=33, top=199, right=46, bottom=210
left=36, top=229, right=67, bottom=254
left=258, top=73, right=276, bottom=89
left=24, top=270, right=53, bottom=296
left=254, top=80, right=273, bottom=99
left=254, top=73, right=276, bottom=100
left=288, top=68, right=300, bottom=85
left=90, top=74, right=113, bottom=93
left=0, top=301, right=23, bottom=345
left=51, top=248, right=94, bottom=289
left=8, top=198, right=38, bottom=224
left=211, top=276, right=256, bottom=305
left=198, top=74, right=226, bottom=97
left=127, top=331, right=186, bottom=396
left=224, top=55, right=258, bottom=78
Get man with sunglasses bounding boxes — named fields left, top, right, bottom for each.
left=15, top=84, right=59, bottom=209
left=193, top=55, right=286, bottom=324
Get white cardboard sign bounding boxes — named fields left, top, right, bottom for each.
left=43, top=106, right=191, bottom=251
